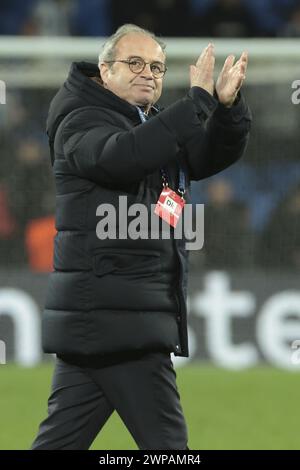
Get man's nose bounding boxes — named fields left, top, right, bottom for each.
left=140, top=63, right=154, bottom=78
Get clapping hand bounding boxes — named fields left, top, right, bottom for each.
left=216, top=51, right=248, bottom=107
left=190, top=45, right=248, bottom=107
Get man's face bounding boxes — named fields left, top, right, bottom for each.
left=99, top=33, right=166, bottom=111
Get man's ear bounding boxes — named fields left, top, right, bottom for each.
left=99, top=63, right=109, bottom=87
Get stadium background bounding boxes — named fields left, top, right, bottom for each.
left=0, top=0, right=300, bottom=450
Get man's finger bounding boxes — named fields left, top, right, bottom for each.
left=235, top=52, right=248, bottom=70
left=241, top=51, right=249, bottom=73
left=220, top=55, right=235, bottom=76
left=196, top=44, right=210, bottom=65
left=196, top=43, right=214, bottom=67
left=232, top=54, right=247, bottom=75
left=233, top=56, right=248, bottom=76
left=233, top=71, right=246, bottom=91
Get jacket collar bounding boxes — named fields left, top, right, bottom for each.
left=66, top=61, right=160, bottom=122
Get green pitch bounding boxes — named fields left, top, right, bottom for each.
left=0, top=363, right=298, bottom=450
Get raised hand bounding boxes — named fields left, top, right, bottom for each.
left=190, top=43, right=215, bottom=96
left=215, top=51, right=248, bottom=107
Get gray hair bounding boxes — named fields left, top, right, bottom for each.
left=98, top=24, right=166, bottom=64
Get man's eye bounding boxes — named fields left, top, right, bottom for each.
left=151, top=65, right=162, bottom=73
left=130, top=60, right=142, bottom=66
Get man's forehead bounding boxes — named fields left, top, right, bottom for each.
left=115, top=33, right=165, bottom=61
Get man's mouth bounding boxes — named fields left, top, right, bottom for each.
left=134, top=84, right=154, bottom=90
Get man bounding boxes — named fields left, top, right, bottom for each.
left=31, top=24, right=251, bottom=450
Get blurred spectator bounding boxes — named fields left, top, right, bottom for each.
left=191, top=0, right=255, bottom=37
left=7, top=136, right=55, bottom=266
left=0, top=0, right=299, bottom=37
left=257, top=183, right=300, bottom=270
left=281, top=4, right=300, bottom=36
left=112, top=1, right=157, bottom=34
left=0, top=0, right=35, bottom=35
left=71, top=0, right=112, bottom=36
left=112, top=0, right=190, bottom=37
left=189, top=0, right=212, bottom=17
left=0, top=93, right=27, bottom=179
left=24, top=0, right=72, bottom=36
left=202, top=178, right=254, bottom=268
left=0, top=184, right=18, bottom=266
left=190, top=0, right=299, bottom=37
left=25, top=214, right=56, bottom=271
left=243, top=0, right=296, bottom=37
left=154, top=0, right=190, bottom=36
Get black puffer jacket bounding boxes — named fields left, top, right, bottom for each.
left=42, top=61, right=252, bottom=359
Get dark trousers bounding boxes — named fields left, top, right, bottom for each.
left=31, top=350, right=189, bottom=450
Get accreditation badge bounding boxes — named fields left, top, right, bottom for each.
left=154, top=187, right=186, bottom=228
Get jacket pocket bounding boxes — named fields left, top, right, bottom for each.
left=92, top=249, right=162, bottom=277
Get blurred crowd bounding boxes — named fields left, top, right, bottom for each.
left=1, top=84, right=300, bottom=272
left=0, top=0, right=300, bottom=38
left=0, top=90, right=55, bottom=271
left=1, top=0, right=300, bottom=272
